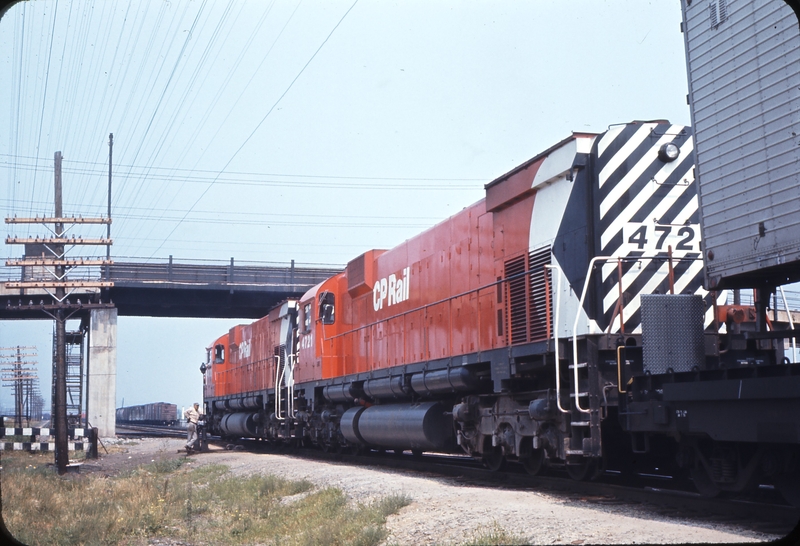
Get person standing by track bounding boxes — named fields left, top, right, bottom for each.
left=184, top=402, right=203, bottom=453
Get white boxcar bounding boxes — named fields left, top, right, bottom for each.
left=681, top=0, right=800, bottom=289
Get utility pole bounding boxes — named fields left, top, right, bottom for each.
left=4, top=150, right=114, bottom=474
left=106, top=134, right=112, bottom=276
left=0, top=347, right=38, bottom=427
left=53, top=151, right=69, bottom=472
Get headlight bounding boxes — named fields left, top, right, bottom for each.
left=658, top=142, right=680, bottom=162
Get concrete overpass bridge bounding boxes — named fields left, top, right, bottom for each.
left=1, top=257, right=342, bottom=319
left=0, top=257, right=342, bottom=436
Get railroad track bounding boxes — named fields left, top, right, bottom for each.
left=214, top=438, right=800, bottom=537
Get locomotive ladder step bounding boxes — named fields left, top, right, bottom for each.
left=568, top=362, right=588, bottom=370
left=570, top=421, right=591, bottom=427
left=569, top=392, right=589, bottom=398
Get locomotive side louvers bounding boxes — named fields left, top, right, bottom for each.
left=504, top=247, right=552, bottom=345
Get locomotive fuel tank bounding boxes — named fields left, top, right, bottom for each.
left=340, top=401, right=454, bottom=452
left=220, top=412, right=260, bottom=438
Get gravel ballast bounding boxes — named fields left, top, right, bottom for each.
left=86, top=438, right=792, bottom=544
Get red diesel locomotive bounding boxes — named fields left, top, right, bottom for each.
left=202, top=120, right=800, bottom=502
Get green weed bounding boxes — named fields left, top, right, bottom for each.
left=1, top=451, right=411, bottom=546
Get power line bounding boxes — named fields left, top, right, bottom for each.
left=0, top=154, right=483, bottom=183
left=147, top=0, right=361, bottom=259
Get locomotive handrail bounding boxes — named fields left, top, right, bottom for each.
left=571, top=254, right=707, bottom=412
left=274, top=354, right=284, bottom=421
left=572, top=256, right=618, bottom=414
left=274, top=348, right=297, bottom=421
left=324, top=254, right=703, bottom=343
left=616, top=345, right=627, bottom=394
left=544, top=264, right=569, bottom=414
left=779, top=286, right=797, bottom=361
left=287, top=350, right=296, bottom=418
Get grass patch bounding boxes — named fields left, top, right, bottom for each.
left=459, top=522, right=529, bottom=545
left=1, top=451, right=412, bottom=546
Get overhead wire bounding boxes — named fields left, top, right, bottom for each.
left=171, top=0, right=300, bottom=172
left=147, top=0, right=361, bottom=259
left=48, top=0, right=75, bottom=162
left=69, top=0, right=118, bottom=205
left=166, top=0, right=281, bottom=172
left=121, top=0, right=236, bottom=236
left=86, top=0, right=144, bottom=173
left=59, top=0, right=104, bottom=201
left=56, top=0, right=94, bottom=171
left=113, top=0, right=182, bottom=190
left=10, top=6, right=26, bottom=215
left=112, top=2, right=209, bottom=244
left=68, top=0, right=111, bottom=187
left=0, top=197, right=443, bottom=224
left=77, top=0, right=136, bottom=206
left=25, top=2, right=52, bottom=218
left=0, top=154, right=482, bottom=188
left=120, top=1, right=281, bottom=250
left=2, top=1, right=487, bottom=263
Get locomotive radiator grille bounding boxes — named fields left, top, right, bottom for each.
left=504, top=247, right=552, bottom=345
left=505, top=256, right=528, bottom=344
left=528, top=247, right=552, bottom=342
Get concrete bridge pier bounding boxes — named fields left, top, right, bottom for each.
left=88, top=307, right=117, bottom=437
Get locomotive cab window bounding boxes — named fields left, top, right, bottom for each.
left=319, top=291, right=335, bottom=325
left=214, top=344, right=225, bottom=364
left=303, top=303, right=312, bottom=333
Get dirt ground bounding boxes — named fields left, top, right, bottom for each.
left=76, top=437, right=795, bottom=545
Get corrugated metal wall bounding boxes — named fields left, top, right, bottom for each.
left=682, top=0, right=800, bottom=287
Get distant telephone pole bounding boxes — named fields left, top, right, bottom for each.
left=0, top=347, right=38, bottom=427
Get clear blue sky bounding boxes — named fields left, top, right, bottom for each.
left=0, top=0, right=695, bottom=412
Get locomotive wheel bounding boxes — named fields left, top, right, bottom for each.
left=393, top=448, right=404, bottom=455
left=521, top=448, right=546, bottom=476
left=690, top=466, right=720, bottom=497
left=483, top=446, right=506, bottom=472
left=775, top=472, right=800, bottom=507
left=566, top=458, right=599, bottom=481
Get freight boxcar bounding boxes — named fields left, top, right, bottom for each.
left=116, top=402, right=179, bottom=426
